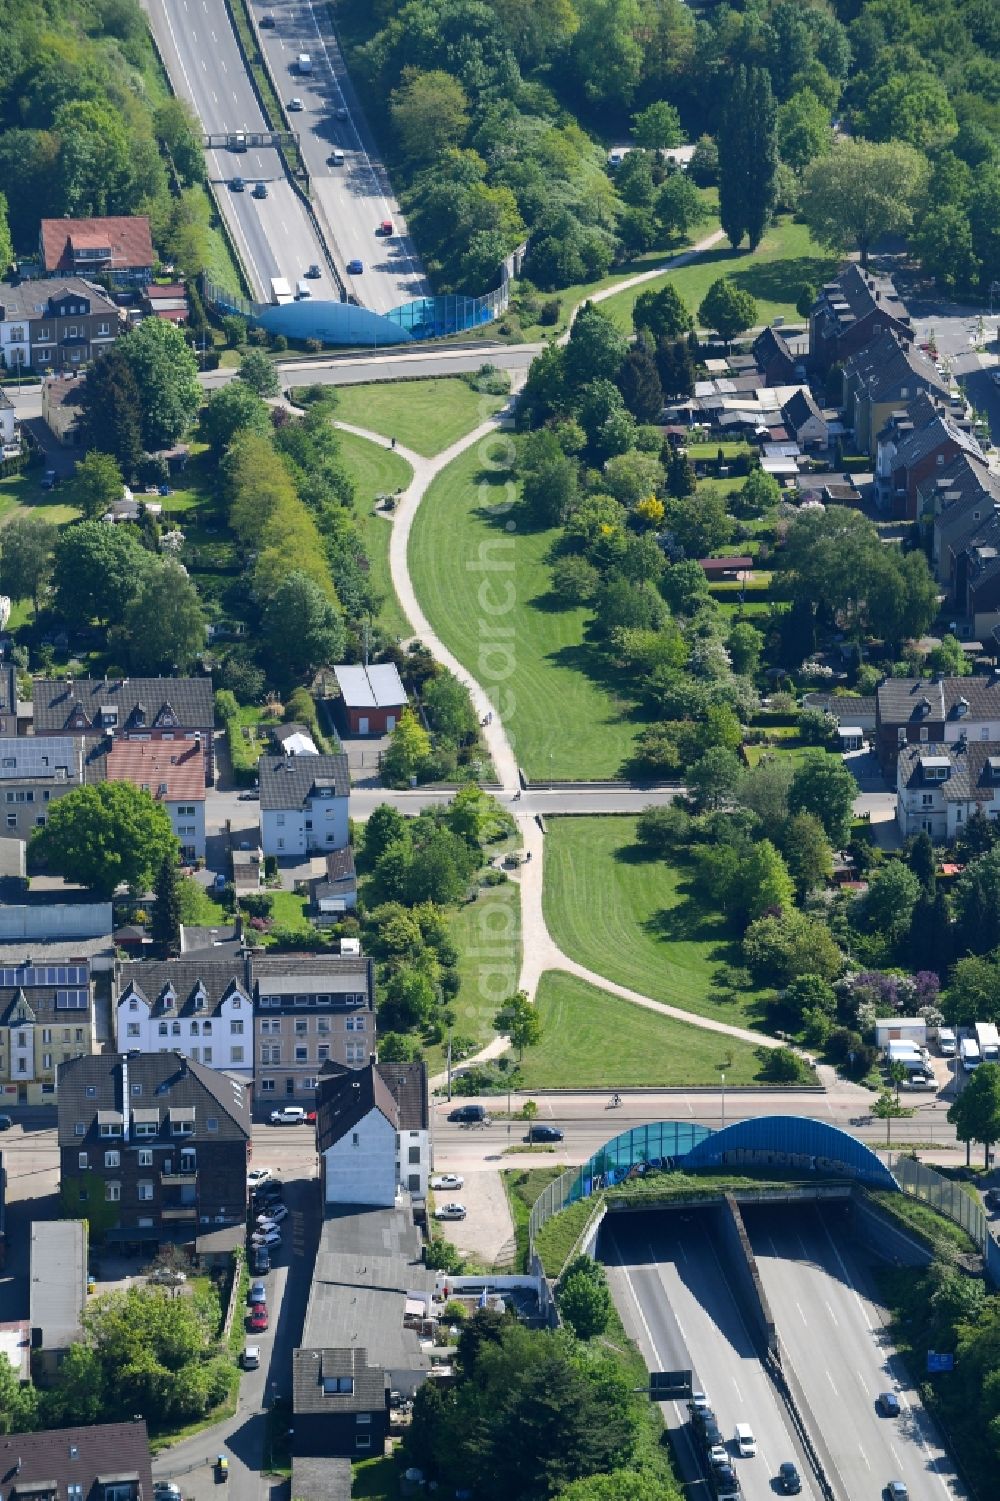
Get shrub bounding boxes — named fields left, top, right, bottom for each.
left=539, top=298, right=561, bottom=326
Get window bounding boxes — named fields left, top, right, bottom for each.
left=919, top=727, right=928, bottom=742
left=316, top=1019, right=330, bottom=1035
left=6, top=815, right=15, bottom=829
left=138, top=1181, right=153, bottom=1201
left=104, top=1149, right=120, bottom=1167
left=408, top=1145, right=420, bottom=1165
left=43, top=1053, right=52, bottom=1069
left=98, top=321, right=110, bottom=335
left=75, top=1122, right=85, bottom=1136
left=206, top=1116, right=219, bottom=1131
left=127, top=1023, right=140, bottom=1037
left=295, top=1020, right=308, bottom=1035
left=295, top=1046, right=308, bottom=1062
left=231, top=1020, right=244, bottom=1035
left=134, top=1121, right=157, bottom=1138
left=355, top=1435, right=372, bottom=1452
left=78, top=1151, right=88, bottom=1169
left=105, top=1182, right=121, bottom=1202
left=202, top=1047, right=212, bottom=1064
left=42, top=1028, right=51, bottom=1044
left=277, top=814, right=285, bottom=826
left=352, top=1132, right=360, bottom=1147
left=100, top=1122, right=122, bottom=1137
left=172, top=1022, right=181, bottom=1035
left=138, top=1149, right=153, bottom=1167
left=922, top=793, right=934, bottom=806
left=231, top=1046, right=244, bottom=1063
left=261, top=1078, right=275, bottom=1092
left=317, top=1045, right=329, bottom=1061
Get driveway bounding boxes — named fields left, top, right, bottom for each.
left=432, top=1166, right=515, bottom=1268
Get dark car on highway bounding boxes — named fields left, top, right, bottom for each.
left=0, top=1115, right=13, bottom=1131
left=525, top=1124, right=564, bottom=1143
left=448, top=1104, right=489, bottom=1124
left=878, top=1392, right=901, bottom=1417
left=778, top=1461, right=802, bottom=1494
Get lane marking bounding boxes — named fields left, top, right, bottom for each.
left=826, top=1372, right=839, bottom=1396
left=859, top=1444, right=870, bottom=1469
left=796, top=1301, right=807, bottom=1326
left=825, top=1299, right=839, bottom=1327
left=890, top=1443, right=902, bottom=1468
left=731, top=1378, right=743, bottom=1404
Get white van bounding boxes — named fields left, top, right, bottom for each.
left=295, top=279, right=312, bottom=300
left=297, top=52, right=312, bottom=73
left=938, top=1027, right=957, bottom=1056
left=243, top=1345, right=260, bottom=1369
left=734, top=1423, right=757, bottom=1457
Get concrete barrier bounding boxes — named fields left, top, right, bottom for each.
left=851, top=1192, right=935, bottom=1268
left=713, top=1195, right=777, bottom=1358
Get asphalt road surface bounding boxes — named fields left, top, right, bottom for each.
left=144, top=0, right=328, bottom=300
left=604, top=1210, right=819, bottom=1501
left=249, top=0, right=427, bottom=313
left=745, top=1203, right=965, bottom=1500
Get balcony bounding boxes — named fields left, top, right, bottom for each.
left=161, top=1168, right=198, bottom=1186
left=160, top=1204, right=197, bottom=1221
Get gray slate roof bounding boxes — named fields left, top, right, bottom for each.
left=56, top=1050, right=250, bottom=1147
left=293, top=1346, right=387, bottom=1415
left=0, top=277, right=119, bottom=320
left=115, top=958, right=251, bottom=1016
left=898, top=740, right=1000, bottom=801
left=258, top=753, right=350, bottom=808
left=781, top=388, right=824, bottom=431
left=316, top=1060, right=427, bottom=1150
left=876, top=675, right=1000, bottom=727
left=847, top=330, right=948, bottom=404
left=802, top=692, right=876, bottom=720
left=888, top=392, right=982, bottom=469
left=817, top=263, right=909, bottom=328
left=33, top=675, right=214, bottom=734
left=0, top=1420, right=153, bottom=1496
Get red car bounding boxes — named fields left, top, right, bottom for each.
left=305, top=1111, right=316, bottom=1124
left=248, top=1303, right=268, bottom=1332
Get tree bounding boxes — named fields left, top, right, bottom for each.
left=32, top=784, right=179, bottom=898
left=655, top=173, right=706, bottom=242
left=364, top=804, right=408, bottom=864
left=954, top=848, right=1000, bottom=955
left=727, top=621, right=763, bottom=678
left=551, top=555, right=600, bottom=604
left=120, top=560, right=206, bottom=673
left=80, top=346, right=144, bottom=477
left=782, top=974, right=836, bottom=1027
left=154, top=97, right=205, bottom=185
left=788, top=754, right=857, bottom=845
left=603, top=450, right=664, bottom=509
left=0, top=514, right=57, bottom=613
left=118, top=317, right=201, bottom=448
left=52, top=520, right=154, bottom=627
left=948, top=1062, right=1000, bottom=1167
left=736, top=758, right=793, bottom=840
left=72, top=450, right=124, bottom=521
left=780, top=810, right=832, bottom=898
left=688, top=747, right=742, bottom=811
left=557, top=1262, right=612, bottom=1340
left=944, top=953, right=1000, bottom=1028
left=151, top=853, right=182, bottom=956
left=631, top=101, right=682, bottom=150
left=872, top=1087, right=909, bottom=1149
left=865, top=861, right=921, bottom=944
left=521, top=449, right=579, bottom=527
left=391, top=68, right=470, bottom=165
left=261, top=571, right=346, bottom=688
left=927, top=634, right=972, bottom=677
left=0, top=191, right=12, bottom=278
left=800, top=137, right=928, bottom=265
left=633, top=284, right=692, bottom=341
left=382, top=708, right=432, bottom=785
left=237, top=349, right=281, bottom=397
left=698, top=279, right=758, bottom=346
left=493, top=990, right=541, bottom=1060
left=743, top=909, right=842, bottom=984
left=777, top=88, right=831, bottom=173
left=565, top=303, right=629, bottom=390
left=200, top=381, right=272, bottom=452
left=908, top=830, right=937, bottom=894
left=423, top=669, right=478, bottom=746
left=664, top=487, right=730, bottom=556
left=616, top=345, right=664, bottom=422
left=734, top=467, right=780, bottom=518
left=0, top=1351, right=38, bottom=1433
left=689, top=135, right=719, bottom=186
left=739, top=840, right=795, bottom=922
left=719, top=65, right=778, bottom=250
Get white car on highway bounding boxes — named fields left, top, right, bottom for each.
left=430, top=1174, right=464, bottom=1191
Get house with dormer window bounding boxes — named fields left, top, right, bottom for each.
left=32, top=675, right=216, bottom=783
left=897, top=740, right=1000, bottom=839
left=0, top=1420, right=154, bottom=1501
left=113, top=960, right=253, bottom=1080
left=103, top=739, right=206, bottom=859
left=875, top=674, right=1000, bottom=772
left=0, top=959, right=95, bottom=1107
left=259, top=753, right=350, bottom=856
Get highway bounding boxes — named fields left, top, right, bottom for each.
left=604, top=1210, right=819, bottom=1501
left=745, top=1203, right=965, bottom=1500
left=144, top=0, right=329, bottom=300
left=248, top=0, right=427, bottom=313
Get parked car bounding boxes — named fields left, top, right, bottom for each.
left=248, top=1281, right=267, bottom=1305
left=148, top=1267, right=186, bottom=1286
left=430, top=1174, right=464, bottom=1190
left=0, top=1115, right=12, bottom=1131
left=707, top=1444, right=729, bottom=1468
left=734, top=1423, right=757, bottom=1457
left=250, top=1247, right=270, bottom=1275
left=263, top=1202, right=289, bottom=1223
left=689, top=1390, right=709, bottom=1412
left=247, top=1167, right=271, bottom=1188
left=260, top=12, right=275, bottom=24
left=984, top=1188, right=1000, bottom=1211
left=878, top=1392, right=901, bottom=1417
left=155, top=1485, right=182, bottom=1501
left=238, top=789, right=258, bottom=800
left=40, top=470, right=57, bottom=490
left=242, top=1345, right=261, bottom=1369
left=778, top=1461, right=802, bottom=1494
left=347, top=258, right=364, bottom=275
left=248, top=1303, right=269, bottom=1332
left=885, top=1484, right=908, bottom=1501
left=215, top=1456, right=229, bottom=1483
left=251, top=1228, right=282, bottom=1248
left=270, top=1106, right=307, bottom=1125
left=526, top=1124, right=564, bottom=1143
left=252, top=182, right=268, bottom=199
left=329, top=149, right=345, bottom=165
left=435, top=1202, right=467, bottom=1221
left=254, top=1179, right=283, bottom=1203
left=288, top=97, right=304, bottom=111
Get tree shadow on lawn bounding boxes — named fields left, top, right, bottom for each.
left=729, top=253, right=840, bottom=307
left=547, top=640, right=657, bottom=726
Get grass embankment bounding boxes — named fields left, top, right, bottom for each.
left=409, top=441, right=646, bottom=779
left=504, top=1166, right=568, bottom=1270
left=423, top=878, right=521, bottom=1076
left=521, top=971, right=768, bottom=1088
left=599, top=215, right=839, bottom=333
left=867, top=1189, right=979, bottom=1257
left=335, top=430, right=413, bottom=641
left=533, top=1198, right=598, bottom=1279
left=332, top=379, right=507, bottom=457
left=541, top=816, right=770, bottom=1028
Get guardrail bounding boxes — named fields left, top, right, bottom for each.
left=887, top=1152, right=986, bottom=1249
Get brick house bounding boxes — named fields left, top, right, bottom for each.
left=875, top=674, right=1000, bottom=773
left=875, top=391, right=983, bottom=520
left=332, top=664, right=407, bottom=736
left=841, top=330, right=950, bottom=456
left=33, top=676, right=216, bottom=783
left=925, top=453, right=1000, bottom=586
left=104, top=738, right=206, bottom=860
left=39, top=214, right=155, bottom=286
left=41, top=372, right=86, bottom=446
left=752, top=325, right=799, bottom=386
left=250, top=951, right=375, bottom=1109
left=0, top=1420, right=154, bottom=1501
left=896, top=740, right=1000, bottom=841
left=780, top=388, right=828, bottom=448
left=317, top=1058, right=429, bottom=1206
left=259, top=753, right=350, bottom=857
left=114, top=958, right=254, bottom=1082
left=0, top=957, right=95, bottom=1108
left=0, top=279, right=121, bottom=373
left=808, top=264, right=912, bottom=374
left=57, top=1050, right=250, bottom=1243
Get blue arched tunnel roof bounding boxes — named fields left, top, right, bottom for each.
left=682, top=1115, right=896, bottom=1188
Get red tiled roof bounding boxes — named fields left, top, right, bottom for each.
left=147, top=283, right=187, bottom=299
left=40, top=215, right=154, bottom=273
left=105, top=739, right=206, bottom=801
left=699, top=556, right=754, bottom=572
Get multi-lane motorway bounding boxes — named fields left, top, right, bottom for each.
left=144, top=0, right=328, bottom=300
left=249, top=0, right=427, bottom=313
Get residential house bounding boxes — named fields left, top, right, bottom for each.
left=332, top=664, right=407, bottom=736
left=0, top=388, right=16, bottom=455
left=753, top=325, right=799, bottom=386
left=875, top=391, right=983, bottom=520
left=0, top=737, right=100, bottom=842
left=0, top=1420, right=154, bottom=1500
left=57, top=1050, right=250, bottom=1244
left=924, top=453, right=1000, bottom=585
left=0, top=664, right=17, bottom=738
left=40, top=372, right=86, bottom=446
left=309, top=849, right=358, bottom=921
left=143, top=283, right=189, bottom=323
left=316, top=1059, right=429, bottom=1207
left=875, top=674, right=1000, bottom=772
left=808, top=264, right=912, bottom=374
left=259, top=754, right=349, bottom=857
left=780, top=388, right=828, bottom=449
left=841, top=330, right=949, bottom=455
left=959, top=530, right=1000, bottom=639
left=292, top=1348, right=389, bottom=1460
left=250, top=951, right=375, bottom=1108
left=896, top=740, right=1000, bottom=840
left=0, top=957, right=95, bottom=1108
left=30, top=1220, right=86, bottom=1380
left=40, top=214, right=155, bottom=286
left=104, top=739, right=206, bottom=860
left=0, top=279, right=121, bottom=373
left=33, top=676, right=216, bottom=782
left=801, top=692, right=877, bottom=733
left=113, top=959, right=254, bottom=1081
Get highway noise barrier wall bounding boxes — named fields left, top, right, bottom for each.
left=714, top=1195, right=777, bottom=1359
left=850, top=1191, right=935, bottom=1269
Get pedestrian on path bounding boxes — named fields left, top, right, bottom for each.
left=390, top=435, right=397, bottom=449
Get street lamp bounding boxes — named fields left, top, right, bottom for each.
left=720, top=1071, right=726, bottom=1131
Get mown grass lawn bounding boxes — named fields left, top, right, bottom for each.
left=599, top=214, right=839, bottom=334
left=519, top=970, right=767, bottom=1089
left=408, top=442, right=648, bottom=779
left=422, top=876, right=521, bottom=1075
left=542, top=815, right=770, bottom=1027
left=0, top=470, right=80, bottom=528
left=336, top=430, right=413, bottom=641
left=330, top=379, right=506, bottom=457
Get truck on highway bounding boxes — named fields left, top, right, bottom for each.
left=297, top=52, right=312, bottom=73
left=961, top=1036, right=982, bottom=1071
left=269, top=277, right=293, bottom=305
left=974, top=1021, right=1000, bottom=1061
